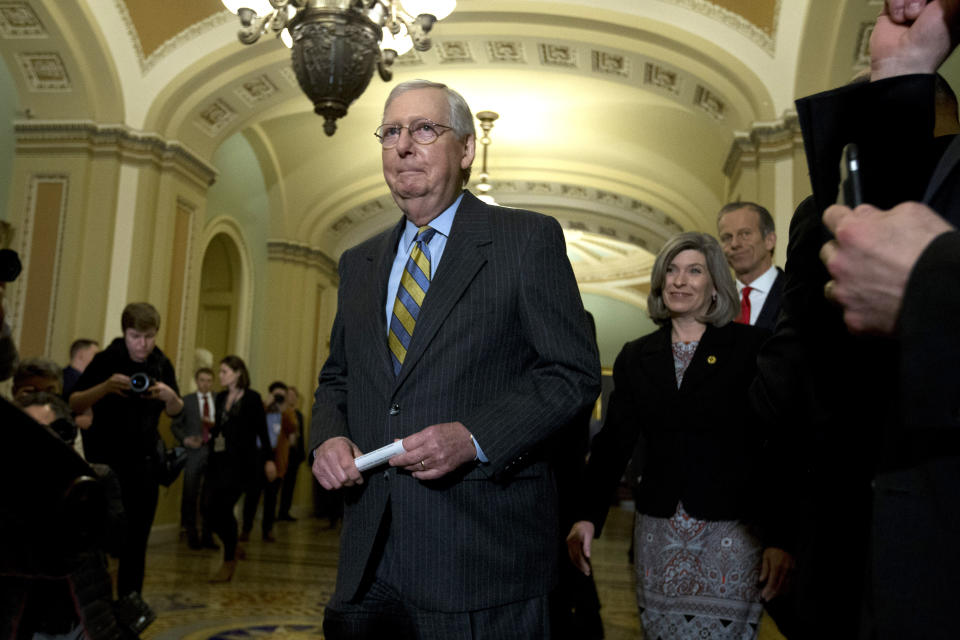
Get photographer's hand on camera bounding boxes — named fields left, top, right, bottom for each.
left=68, top=373, right=130, bottom=414
left=146, top=380, right=184, bottom=416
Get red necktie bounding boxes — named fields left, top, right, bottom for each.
left=201, top=394, right=211, bottom=443
left=736, top=286, right=753, bottom=324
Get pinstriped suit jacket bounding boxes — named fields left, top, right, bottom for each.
left=310, top=190, right=601, bottom=612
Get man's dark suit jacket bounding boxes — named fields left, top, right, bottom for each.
left=171, top=392, right=208, bottom=444
left=753, top=74, right=960, bottom=639
left=310, top=191, right=601, bottom=613
left=752, top=267, right=784, bottom=331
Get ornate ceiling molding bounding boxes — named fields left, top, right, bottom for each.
left=14, top=119, right=218, bottom=188
left=267, top=240, right=337, bottom=277
left=0, top=2, right=47, bottom=38
left=666, top=0, right=779, bottom=56
left=113, top=0, right=232, bottom=74
left=723, top=110, right=801, bottom=177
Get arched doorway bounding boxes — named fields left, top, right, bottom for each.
left=196, top=232, right=244, bottom=369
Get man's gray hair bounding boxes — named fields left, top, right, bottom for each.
left=647, top=231, right=739, bottom=327
left=383, top=79, right=476, bottom=184
left=717, top=201, right=776, bottom=238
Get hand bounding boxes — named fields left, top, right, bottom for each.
left=389, top=421, right=477, bottom=480
left=264, top=460, right=277, bottom=483
left=820, top=202, right=953, bottom=333
left=102, top=373, right=131, bottom=396
left=312, top=436, right=364, bottom=490
left=75, top=411, right=93, bottom=430
left=183, top=435, right=203, bottom=449
left=566, top=521, right=596, bottom=576
left=146, top=381, right=177, bottom=403
left=870, top=0, right=960, bottom=80
left=759, top=547, right=796, bottom=601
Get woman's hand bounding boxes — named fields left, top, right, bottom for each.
left=265, top=460, right=277, bottom=482
left=566, top=520, right=596, bottom=576
left=759, top=546, right=796, bottom=601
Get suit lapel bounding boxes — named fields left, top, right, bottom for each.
left=924, top=134, right=960, bottom=207
left=366, top=218, right=406, bottom=384
left=755, top=268, right=784, bottom=330
left=394, top=192, right=491, bottom=389
left=636, top=326, right=678, bottom=396
left=678, top=324, right=732, bottom=392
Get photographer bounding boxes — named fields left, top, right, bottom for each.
left=69, top=302, right=183, bottom=597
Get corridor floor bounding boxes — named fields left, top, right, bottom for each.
left=139, top=507, right=783, bottom=639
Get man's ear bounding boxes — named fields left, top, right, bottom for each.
left=461, top=134, right=476, bottom=170
left=764, top=230, right=777, bottom=254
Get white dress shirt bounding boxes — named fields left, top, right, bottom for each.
left=736, top=264, right=779, bottom=326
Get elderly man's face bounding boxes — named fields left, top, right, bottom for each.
left=381, top=88, right=475, bottom=225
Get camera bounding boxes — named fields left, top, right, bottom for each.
left=129, top=372, right=154, bottom=394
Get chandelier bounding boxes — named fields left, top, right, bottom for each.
left=474, top=110, right=499, bottom=205
left=221, top=1, right=456, bottom=136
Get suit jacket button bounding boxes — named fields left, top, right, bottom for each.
left=389, top=404, right=400, bottom=416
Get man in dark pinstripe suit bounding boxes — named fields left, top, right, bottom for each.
left=310, top=80, right=601, bottom=639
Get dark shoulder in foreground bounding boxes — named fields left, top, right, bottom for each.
left=721, top=320, right=771, bottom=350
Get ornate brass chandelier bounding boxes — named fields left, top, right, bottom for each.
left=221, top=1, right=456, bottom=136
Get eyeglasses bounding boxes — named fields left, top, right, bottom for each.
left=374, top=118, right=453, bottom=148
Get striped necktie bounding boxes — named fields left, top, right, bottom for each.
left=388, top=226, right=437, bottom=375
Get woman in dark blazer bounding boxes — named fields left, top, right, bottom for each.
left=567, top=232, right=793, bottom=640
left=206, top=355, right=275, bottom=582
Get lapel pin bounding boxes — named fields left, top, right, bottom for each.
left=707, top=355, right=717, bottom=364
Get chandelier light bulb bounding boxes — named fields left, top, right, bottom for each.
left=399, top=0, right=456, bottom=21
left=221, top=0, right=275, bottom=16
left=381, top=24, right=413, bottom=55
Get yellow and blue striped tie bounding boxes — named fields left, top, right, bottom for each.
left=388, top=226, right=437, bottom=375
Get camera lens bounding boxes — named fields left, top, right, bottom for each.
left=130, top=372, right=151, bottom=394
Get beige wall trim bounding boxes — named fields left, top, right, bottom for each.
left=10, top=174, right=69, bottom=357
left=267, top=241, right=337, bottom=278
left=14, top=120, right=218, bottom=189
left=103, top=164, right=140, bottom=344
left=723, top=110, right=802, bottom=178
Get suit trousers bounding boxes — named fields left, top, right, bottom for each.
left=323, top=502, right=551, bottom=640
left=114, top=464, right=159, bottom=596
left=179, top=447, right=208, bottom=533
left=322, top=576, right=551, bottom=640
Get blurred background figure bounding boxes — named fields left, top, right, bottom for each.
left=206, top=355, right=275, bottom=582
left=277, top=385, right=305, bottom=522
left=171, top=367, right=218, bottom=550
left=62, top=338, right=99, bottom=399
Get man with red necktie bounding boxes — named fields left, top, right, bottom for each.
left=717, top=201, right=784, bottom=330
left=172, top=367, right=217, bottom=550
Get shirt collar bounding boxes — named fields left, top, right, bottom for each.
left=401, top=192, right=462, bottom=249
left=737, top=264, right=778, bottom=294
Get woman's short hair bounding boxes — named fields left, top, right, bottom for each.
left=220, top=355, right=250, bottom=390
left=647, top=231, right=739, bottom=327
left=383, top=79, right=475, bottom=185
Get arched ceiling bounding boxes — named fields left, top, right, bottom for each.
left=1, top=0, right=898, bottom=308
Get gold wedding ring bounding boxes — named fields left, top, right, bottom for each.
left=419, top=460, right=425, bottom=470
